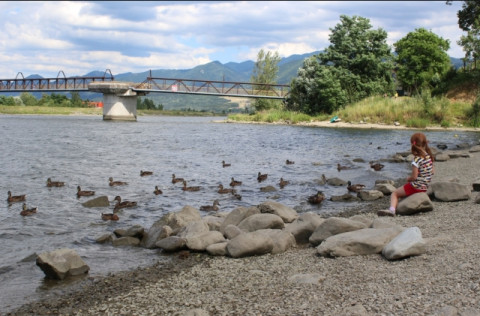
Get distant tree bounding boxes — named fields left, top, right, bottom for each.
left=70, top=92, right=83, bottom=107
left=452, top=1, right=480, bottom=70
left=394, top=28, right=451, bottom=95
left=250, top=49, right=282, bottom=111
left=20, top=92, right=37, bottom=106
left=287, top=15, right=394, bottom=114
left=0, top=95, right=15, bottom=106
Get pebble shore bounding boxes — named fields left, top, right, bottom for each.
left=7, top=151, right=480, bottom=316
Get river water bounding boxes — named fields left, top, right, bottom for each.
left=0, top=114, right=478, bottom=312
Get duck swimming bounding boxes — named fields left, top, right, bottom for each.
left=347, top=181, right=365, bottom=193
left=218, top=184, right=235, bottom=194
left=257, top=172, right=268, bottom=182
left=113, top=196, right=137, bottom=211
left=370, top=162, right=385, bottom=171
left=101, top=213, right=119, bottom=221
left=308, top=191, right=325, bottom=205
left=154, top=186, right=163, bottom=195
left=47, top=178, right=64, bottom=187
left=230, top=177, right=242, bottom=187
left=77, top=186, right=95, bottom=197
left=20, top=203, right=37, bottom=216
left=200, top=200, right=220, bottom=212
left=109, top=177, right=127, bottom=186
left=279, top=178, right=290, bottom=189
left=222, top=161, right=231, bottom=168
left=337, top=164, right=349, bottom=171
left=172, top=174, right=184, bottom=184
left=140, top=170, right=153, bottom=177
left=182, top=181, right=200, bottom=192
left=7, top=191, right=26, bottom=203
left=286, top=159, right=295, bottom=165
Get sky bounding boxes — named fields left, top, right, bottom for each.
left=0, top=1, right=467, bottom=78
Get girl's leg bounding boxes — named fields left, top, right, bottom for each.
left=390, top=186, right=407, bottom=210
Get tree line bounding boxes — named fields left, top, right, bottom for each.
left=250, top=1, right=480, bottom=115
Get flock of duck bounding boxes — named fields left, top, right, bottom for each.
left=7, top=159, right=380, bottom=220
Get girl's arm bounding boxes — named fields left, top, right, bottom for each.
left=407, top=166, right=419, bottom=182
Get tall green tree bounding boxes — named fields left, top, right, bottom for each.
left=20, top=92, right=37, bottom=106
left=394, top=28, right=451, bottom=94
left=454, top=1, right=480, bottom=70
left=287, top=15, right=394, bottom=114
left=250, top=49, right=282, bottom=111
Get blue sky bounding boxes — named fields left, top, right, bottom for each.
left=0, top=1, right=467, bottom=78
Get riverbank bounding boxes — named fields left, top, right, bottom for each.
left=7, top=150, right=480, bottom=315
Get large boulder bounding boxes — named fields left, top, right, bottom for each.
left=141, top=224, right=172, bottom=249
left=185, top=231, right=226, bottom=251
left=36, top=248, right=90, bottom=280
left=156, top=236, right=187, bottom=252
left=227, top=231, right=274, bottom=258
left=112, top=236, right=141, bottom=247
left=237, top=213, right=285, bottom=232
left=155, top=205, right=202, bottom=233
left=177, top=221, right=210, bottom=238
left=396, top=193, right=433, bottom=215
left=316, top=227, right=403, bottom=257
left=81, top=196, right=110, bottom=208
left=309, top=217, right=368, bottom=246
left=374, top=183, right=396, bottom=195
left=357, top=190, right=384, bottom=201
left=256, top=229, right=296, bottom=254
left=258, top=201, right=298, bottom=223
left=430, top=182, right=471, bottom=202
left=220, top=206, right=260, bottom=234
left=382, top=227, right=426, bottom=260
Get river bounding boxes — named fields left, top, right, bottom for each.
left=0, top=114, right=478, bottom=313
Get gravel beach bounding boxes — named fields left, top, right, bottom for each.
left=7, top=145, right=480, bottom=316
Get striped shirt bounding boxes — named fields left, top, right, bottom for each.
left=411, top=154, right=434, bottom=190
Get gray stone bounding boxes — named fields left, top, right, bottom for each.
left=472, top=179, right=480, bottom=191
left=284, top=212, right=325, bottom=244
left=357, top=190, right=384, bottom=201
left=382, top=226, right=426, bottom=260
left=435, top=153, right=450, bottom=162
left=326, top=177, right=348, bottom=186
left=260, top=185, right=277, bottom=192
left=177, top=221, right=209, bottom=238
left=96, top=233, right=115, bottom=244
left=220, top=206, right=260, bottom=234
left=156, top=236, right=187, bottom=252
left=141, top=225, right=172, bottom=249
left=309, top=217, right=367, bottom=246
left=396, top=193, right=433, bottom=215
left=475, top=193, right=480, bottom=204
left=114, top=225, right=144, bottom=238
left=430, top=182, right=471, bottom=202
left=36, top=248, right=90, bottom=280
left=237, top=213, right=285, bottom=232
left=469, top=145, right=480, bottom=153
left=256, top=229, right=296, bottom=254
left=258, top=201, right=298, bottom=223
left=206, top=242, right=228, bottom=256
left=224, top=224, right=243, bottom=240
left=154, top=205, right=202, bottom=232
left=81, top=196, right=110, bottom=208
left=227, top=231, right=274, bottom=258
left=185, top=231, right=226, bottom=251
left=374, top=183, right=396, bottom=195
left=112, top=236, right=141, bottom=247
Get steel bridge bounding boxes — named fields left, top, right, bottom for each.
left=0, top=70, right=290, bottom=99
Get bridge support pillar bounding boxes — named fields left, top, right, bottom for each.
left=88, top=82, right=141, bottom=121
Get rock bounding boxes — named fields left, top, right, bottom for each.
left=185, top=231, right=226, bottom=251
left=349, top=215, right=373, bottom=227
left=396, top=193, right=433, bottom=215
left=330, top=193, right=360, bottom=202
left=382, top=226, right=426, bottom=260
left=256, top=229, right=296, bottom=254
left=288, top=273, right=325, bottom=284
left=177, top=221, right=210, bottom=238
left=342, top=304, right=369, bottom=316
left=326, top=177, right=348, bottom=186
left=475, top=193, right=480, bottom=204
left=141, top=225, right=172, bottom=249
left=309, top=217, right=368, bottom=246
left=375, top=179, right=395, bottom=186
left=156, top=236, right=187, bottom=252
left=114, top=225, right=144, bottom=238
left=237, top=213, right=285, bottom=232
left=224, top=224, right=243, bottom=239
left=316, top=227, right=403, bottom=257
left=203, top=215, right=224, bottom=231
left=374, top=183, right=396, bottom=195
left=391, top=154, right=405, bottom=162
left=435, top=153, right=450, bottom=162
left=96, top=233, right=115, bottom=244
left=469, top=145, right=480, bottom=152
left=36, top=248, right=90, bottom=280
left=81, top=196, right=110, bottom=208
left=370, top=218, right=402, bottom=229
left=430, top=182, right=471, bottom=202
left=472, top=179, right=480, bottom=191
left=258, top=201, right=298, bottom=223
left=206, top=242, right=228, bottom=256
left=433, top=305, right=458, bottom=316
left=284, top=212, right=325, bottom=244
left=357, top=190, right=384, bottom=201
left=260, top=185, right=277, bottom=192
left=220, top=206, right=260, bottom=234
left=227, top=231, right=274, bottom=258
left=112, top=236, right=141, bottom=247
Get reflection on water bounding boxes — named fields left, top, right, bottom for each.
left=0, top=114, right=478, bottom=312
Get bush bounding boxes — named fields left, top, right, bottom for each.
left=406, top=118, right=429, bottom=128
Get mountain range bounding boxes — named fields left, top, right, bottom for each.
left=21, top=52, right=464, bottom=112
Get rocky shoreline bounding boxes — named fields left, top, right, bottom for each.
left=7, top=146, right=480, bottom=315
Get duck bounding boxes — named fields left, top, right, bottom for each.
left=370, top=162, right=385, bottom=171
left=286, top=159, right=295, bottom=165
left=232, top=191, right=242, bottom=200
left=337, top=163, right=349, bottom=171
left=182, top=181, right=200, bottom=192
left=77, top=186, right=95, bottom=197
left=7, top=191, right=26, bottom=203
left=20, top=203, right=37, bottom=216
left=200, top=200, right=220, bottom=212
left=140, top=170, right=153, bottom=177
left=113, top=196, right=137, bottom=211
left=230, top=177, right=242, bottom=187
left=154, top=186, right=163, bottom=195
left=101, top=213, right=119, bottom=221
left=218, top=184, right=235, bottom=194
left=47, top=178, right=64, bottom=187
left=308, top=191, right=326, bottom=205
left=172, top=174, right=184, bottom=184
left=222, top=160, right=231, bottom=168
left=257, top=172, right=268, bottom=182
left=109, top=177, right=127, bottom=186
left=347, top=181, right=365, bottom=193
left=279, top=178, right=290, bottom=189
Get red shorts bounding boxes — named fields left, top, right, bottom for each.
left=403, top=183, right=426, bottom=196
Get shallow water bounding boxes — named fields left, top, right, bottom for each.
left=0, top=114, right=478, bottom=312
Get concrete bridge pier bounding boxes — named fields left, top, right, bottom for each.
left=88, top=82, right=144, bottom=121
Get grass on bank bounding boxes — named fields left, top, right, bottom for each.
left=228, top=95, right=476, bottom=129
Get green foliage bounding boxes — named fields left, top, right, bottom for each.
left=286, top=15, right=394, bottom=115
left=0, top=95, right=16, bottom=106
left=251, top=49, right=282, bottom=111
left=406, top=118, right=429, bottom=128
left=456, top=0, right=480, bottom=32
left=20, top=92, right=37, bottom=106
left=468, top=91, right=480, bottom=127
left=394, top=28, right=451, bottom=94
